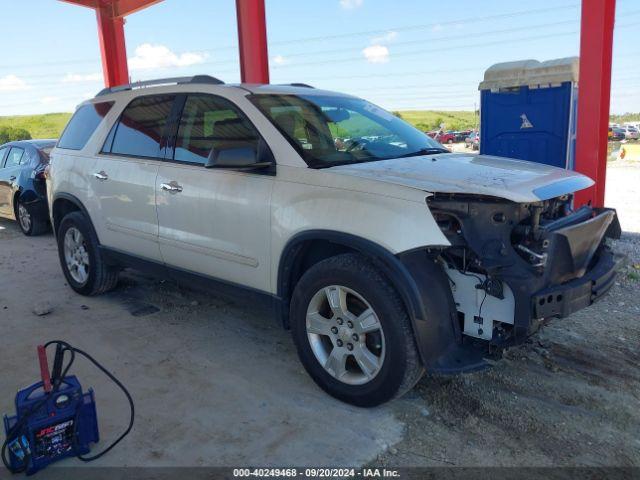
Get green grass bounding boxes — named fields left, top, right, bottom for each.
left=396, top=110, right=479, bottom=131
left=610, top=113, right=640, bottom=124
left=0, top=112, right=71, bottom=139
left=0, top=110, right=479, bottom=140
left=0, top=109, right=634, bottom=140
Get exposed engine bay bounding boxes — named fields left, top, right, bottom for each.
left=426, top=193, right=623, bottom=349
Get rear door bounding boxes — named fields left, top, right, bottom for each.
left=155, top=93, right=274, bottom=291
left=0, top=146, right=24, bottom=217
left=95, top=94, right=176, bottom=262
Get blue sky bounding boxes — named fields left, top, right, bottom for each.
left=0, top=0, right=638, bottom=116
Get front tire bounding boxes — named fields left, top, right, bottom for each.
left=56, top=211, right=119, bottom=296
left=290, top=253, right=423, bottom=407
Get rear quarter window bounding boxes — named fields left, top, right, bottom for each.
left=58, top=101, right=114, bottom=150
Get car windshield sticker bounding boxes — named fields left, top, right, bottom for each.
left=363, top=102, right=395, bottom=122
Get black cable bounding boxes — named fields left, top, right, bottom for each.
left=68, top=346, right=135, bottom=462
left=1, top=341, right=134, bottom=473
left=441, top=251, right=491, bottom=325
left=477, top=288, right=488, bottom=323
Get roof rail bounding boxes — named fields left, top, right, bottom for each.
left=96, top=75, right=225, bottom=97
left=287, top=83, right=315, bottom=88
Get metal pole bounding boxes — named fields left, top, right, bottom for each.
left=574, top=0, right=616, bottom=207
left=236, top=0, right=270, bottom=84
left=96, top=5, right=129, bottom=87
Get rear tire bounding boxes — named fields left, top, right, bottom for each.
left=290, top=253, right=424, bottom=407
left=56, top=211, right=119, bottom=296
left=15, top=198, right=48, bottom=236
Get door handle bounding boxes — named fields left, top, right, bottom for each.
left=93, top=171, right=108, bottom=181
left=9, top=176, right=16, bottom=181
left=160, top=181, right=183, bottom=193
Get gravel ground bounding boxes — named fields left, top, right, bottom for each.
left=0, top=161, right=638, bottom=470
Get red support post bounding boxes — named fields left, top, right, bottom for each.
left=236, top=0, right=270, bottom=84
left=96, top=5, right=129, bottom=87
left=574, top=0, right=616, bottom=208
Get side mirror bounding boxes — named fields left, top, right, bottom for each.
left=205, top=145, right=271, bottom=170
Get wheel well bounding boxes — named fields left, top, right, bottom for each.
left=280, top=239, right=356, bottom=328
left=52, top=198, right=81, bottom=233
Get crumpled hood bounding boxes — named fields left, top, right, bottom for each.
left=328, top=153, right=594, bottom=203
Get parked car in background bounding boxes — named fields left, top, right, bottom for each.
left=0, top=139, right=56, bottom=235
left=609, top=127, right=625, bottom=141
left=435, top=131, right=456, bottom=144
left=465, top=131, right=479, bottom=150
left=454, top=130, right=471, bottom=142
left=622, top=125, right=639, bottom=140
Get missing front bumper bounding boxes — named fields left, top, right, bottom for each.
left=428, top=196, right=623, bottom=348
left=532, top=248, right=625, bottom=319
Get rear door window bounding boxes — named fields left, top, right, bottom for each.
left=106, top=94, right=175, bottom=159
left=4, top=147, right=24, bottom=168
left=58, top=102, right=114, bottom=150
left=0, top=147, right=8, bottom=166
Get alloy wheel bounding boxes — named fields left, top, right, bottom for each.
left=17, top=203, right=31, bottom=232
left=306, top=285, right=385, bottom=385
left=63, top=227, right=90, bottom=284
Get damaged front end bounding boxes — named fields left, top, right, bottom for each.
left=426, top=193, right=623, bottom=357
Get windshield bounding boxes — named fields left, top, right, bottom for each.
left=249, top=94, right=447, bottom=168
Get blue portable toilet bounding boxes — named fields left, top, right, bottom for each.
left=479, top=57, right=579, bottom=169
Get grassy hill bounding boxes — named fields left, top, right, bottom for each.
left=610, top=113, right=640, bottom=124
left=397, top=110, right=478, bottom=131
left=0, top=113, right=71, bottom=139
left=0, top=109, right=633, bottom=141
left=0, top=110, right=477, bottom=140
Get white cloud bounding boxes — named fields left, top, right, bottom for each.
left=362, top=44, right=389, bottom=64
left=0, top=74, right=28, bottom=92
left=432, top=24, right=444, bottom=33
left=61, top=73, right=102, bottom=83
left=40, top=96, right=60, bottom=105
left=128, top=43, right=207, bottom=70
left=272, top=55, right=290, bottom=66
left=371, top=31, right=397, bottom=45
left=340, top=0, right=363, bottom=9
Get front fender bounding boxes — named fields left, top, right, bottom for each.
left=397, top=249, right=488, bottom=373
left=270, top=168, right=450, bottom=284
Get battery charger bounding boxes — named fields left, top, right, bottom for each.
left=2, top=341, right=134, bottom=475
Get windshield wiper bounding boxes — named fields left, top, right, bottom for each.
left=397, top=147, right=450, bottom=158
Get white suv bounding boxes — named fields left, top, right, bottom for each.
left=48, top=76, right=622, bottom=406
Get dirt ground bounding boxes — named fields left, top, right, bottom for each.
left=0, top=161, right=638, bottom=470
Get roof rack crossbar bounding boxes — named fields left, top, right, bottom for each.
left=96, top=75, right=224, bottom=96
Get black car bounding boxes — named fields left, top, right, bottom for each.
left=0, top=139, right=56, bottom=235
left=454, top=130, right=471, bottom=142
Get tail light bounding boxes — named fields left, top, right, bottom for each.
left=41, top=165, right=51, bottom=180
